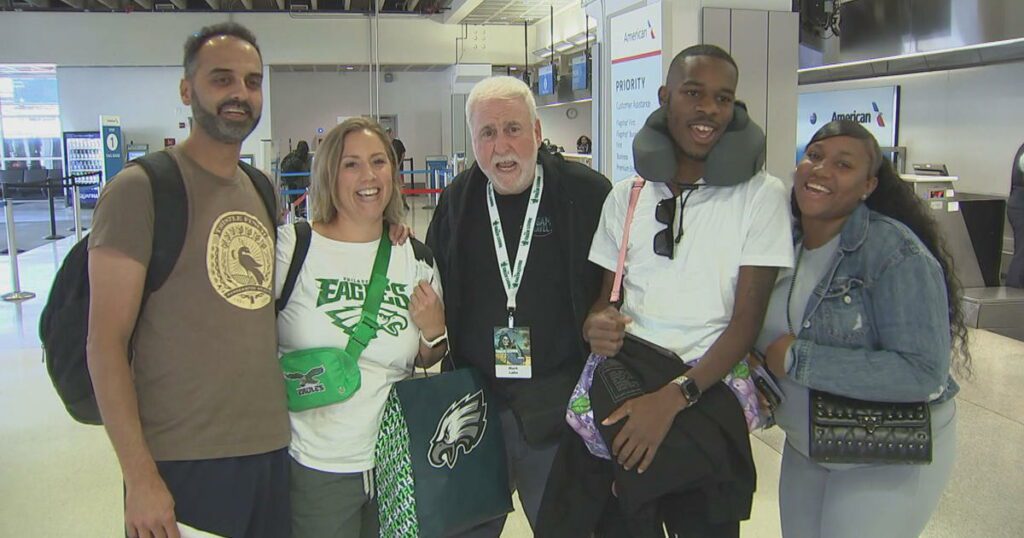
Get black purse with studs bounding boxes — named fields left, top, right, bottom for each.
left=809, top=390, right=932, bottom=465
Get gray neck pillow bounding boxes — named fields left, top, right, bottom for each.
left=632, top=100, right=766, bottom=186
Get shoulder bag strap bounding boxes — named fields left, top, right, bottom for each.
left=610, top=177, right=646, bottom=303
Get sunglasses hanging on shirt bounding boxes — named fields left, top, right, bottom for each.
left=653, top=185, right=699, bottom=259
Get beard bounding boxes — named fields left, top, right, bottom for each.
left=483, top=143, right=539, bottom=195
left=190, top=94, right=260, bottom=145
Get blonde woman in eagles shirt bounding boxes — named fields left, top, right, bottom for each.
left=275, top=117, right=448, bottom=538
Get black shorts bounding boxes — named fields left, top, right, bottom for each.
left=152, top=448, right=290, bottom=538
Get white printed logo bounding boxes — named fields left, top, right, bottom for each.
left=427, top=390, right=488, bottom=469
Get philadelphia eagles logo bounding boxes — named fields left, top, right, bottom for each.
left=284, top=366, right=326, bottom=396
left=427, top=390, right=488, bottom=469
left=325, top=305, right=409, bottom=337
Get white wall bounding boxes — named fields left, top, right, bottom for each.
left=801, top=61, right=1024, bottom=196
left=702, top=8, right=799, bottom=181
left=57, top=66, right=273, bottom=173
left=537, top=102, right=593, bottom=153
left=269, top=70, right=451, bottom=170
left=0, top=12, right=525, bottom=67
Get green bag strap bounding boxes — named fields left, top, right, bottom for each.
left=345, top=224, right=393, bottom=360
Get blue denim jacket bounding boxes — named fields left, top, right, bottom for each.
left=789, top=203, right=959, bottom=404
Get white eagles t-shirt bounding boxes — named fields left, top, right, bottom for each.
left=589, top=173, right=794, bottom=363
left=276, top=224, right=442, bottom=473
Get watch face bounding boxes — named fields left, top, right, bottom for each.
left=680, top=378, right=700, bottom=401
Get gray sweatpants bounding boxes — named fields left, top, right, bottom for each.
left=290, top=458, right=379, bottom=538
left=448, top=408, right=560, bottom=537
left=779, top=399, right=957, bottom=538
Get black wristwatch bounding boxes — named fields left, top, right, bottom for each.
left=672, top=374, right=701, bottom=405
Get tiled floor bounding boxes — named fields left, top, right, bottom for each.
left=1, top=199, right=1022, bottom=537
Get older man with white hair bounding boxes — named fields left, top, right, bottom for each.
left=426, top=76, right=612, bottom=535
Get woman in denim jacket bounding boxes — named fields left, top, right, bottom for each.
left=756, top=120, right=970, bottom=538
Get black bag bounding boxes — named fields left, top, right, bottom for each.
left=589, top=334, right=755, bottom=519
left=809, top=390, right=932, bottom=465
left=39, top=152, right=277, bottom=425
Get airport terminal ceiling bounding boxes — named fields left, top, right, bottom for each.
left=2, top=0, right=453, bottom=15
left=0, top=0, right=578, bottom=25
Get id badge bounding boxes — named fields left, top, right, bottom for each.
left=494, top=327, right=532, bottom=379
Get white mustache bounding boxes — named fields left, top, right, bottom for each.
left=491, top=155, right=522, bottom=168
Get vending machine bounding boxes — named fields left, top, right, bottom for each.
left=62, top=130, right=102, bottom=207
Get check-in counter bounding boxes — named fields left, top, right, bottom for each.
left=916, top=183, right=1024, bottom=342
left=561, top=152, right=593, bottom=167
left=952, top=192, right=1006, bottom=288
left=902, top=174, right=957, bottom=201
left=962, top=286, right=1024, bottom=341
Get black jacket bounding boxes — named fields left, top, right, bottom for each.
left=536, top=336, right=756, bottom=537
left=425, top=152, right=611, bottom=442
left=1012, top=141, right=1023, bottom=191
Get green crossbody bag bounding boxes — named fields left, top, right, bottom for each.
left=280, top=226, right=392, bottom=412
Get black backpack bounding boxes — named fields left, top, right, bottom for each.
left=39, top=151, right=277, bottom=425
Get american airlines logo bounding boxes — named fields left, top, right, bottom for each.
left=829, top=101, right=886, bottom=127
left=624, top=20, right=655, bottom=42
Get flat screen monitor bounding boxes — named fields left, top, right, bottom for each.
left=571, top=55, right=588, bottom=90
left=126, top=150, right=147, bottom=161
left=538, top=65, right=555, bottom=96
left=239, top=154, right=255, bottom=166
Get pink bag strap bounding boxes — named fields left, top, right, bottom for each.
left=610, top=177, right=646, bottom=303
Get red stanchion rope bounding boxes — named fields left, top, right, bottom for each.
left=401, top=188, right=444, bottom=195
left=284, top=190, right=439, bottom=220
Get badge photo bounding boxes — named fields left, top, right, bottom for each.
left=494, top=327, right=532, bottom=379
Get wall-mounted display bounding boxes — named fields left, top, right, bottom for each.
left=571, top=54, right=589, bottom=91
left=538, top=64, right=556, bottom=96
left=796, top=85, right=900, bottom=163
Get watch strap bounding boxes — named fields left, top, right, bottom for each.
left=420, top=328, right=448, bottom=348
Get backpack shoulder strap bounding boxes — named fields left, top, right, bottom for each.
left=276, top=220, right=312, bottom=313
left=132, top=152, right=187, bottom=293
left=238, top=160, right=279, bottom=229
left=409, top=237, right=435, bottom=268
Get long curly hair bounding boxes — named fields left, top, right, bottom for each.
left=794, top=120, right=972, bottom=377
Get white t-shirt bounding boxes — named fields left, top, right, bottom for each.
left=589, top=173, right=794, bottom=363
left=275, top=224, right=442, bottom=473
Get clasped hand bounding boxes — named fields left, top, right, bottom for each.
left=584, top=305, right=631, bottom=357
left=409, top=280, right=444, bottom=340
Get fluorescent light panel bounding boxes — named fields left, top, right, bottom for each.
left=568, top=32, right=596, bottom=45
